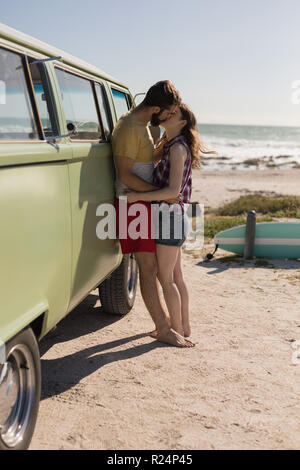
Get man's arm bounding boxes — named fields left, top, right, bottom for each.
left=114, top=155, right=158, bottom=192
left=125, top=144, right=186, bottom=202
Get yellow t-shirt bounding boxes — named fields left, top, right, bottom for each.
left=112, top=110, right=154, bottom=162
left=112, top=110, right=155, bottom=196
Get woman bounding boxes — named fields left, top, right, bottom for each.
left=126, top=104, right=214, bottom=339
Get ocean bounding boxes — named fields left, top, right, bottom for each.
left=1, top=118, right=300, bottom=171
left=198, top=123, right=300, bottom=171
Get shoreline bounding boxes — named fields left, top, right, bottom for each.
left=202, top=160, right=300, bottom=170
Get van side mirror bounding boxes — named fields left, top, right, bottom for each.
left=132, top=92, right=145, bottom=107
left=66, top=122, right=77, bottom=133
left=46, top=122, right=78, bottom=142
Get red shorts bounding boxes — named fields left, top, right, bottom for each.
left=114, top=197, right=156, bottom=254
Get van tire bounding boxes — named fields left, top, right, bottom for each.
left=0, top=327, right=41, bottom=450
left=98, top=254, right=138, bottom=315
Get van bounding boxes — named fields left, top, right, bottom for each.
left=0, top=23, right=139, bottom=450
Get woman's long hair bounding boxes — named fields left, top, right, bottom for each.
left=179, top=103, right=216, bottom=168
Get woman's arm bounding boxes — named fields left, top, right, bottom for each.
left=126, top=143, right=187, bottom=203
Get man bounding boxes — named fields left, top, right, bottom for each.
left=112, top=80, right=194, bottom=347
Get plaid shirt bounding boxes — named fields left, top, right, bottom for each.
left=153, top=135, right=192, bottom=208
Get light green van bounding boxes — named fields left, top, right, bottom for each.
left=0, top=23, right=139, bottom=450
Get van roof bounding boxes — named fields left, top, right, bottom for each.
left=0, top=22, right=127, bottom=89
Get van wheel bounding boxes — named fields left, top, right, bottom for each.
left=0, top=327, right=41, bottom=450
left=98, top=254, right=138, bottom=315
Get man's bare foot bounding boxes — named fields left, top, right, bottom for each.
left=149, top=317, right=171, bottom=338
left=149, top=329, right=158, bottom=339
left=150, top=329, right=191, bottom=339
left=156, top=327, right=195, bottom=348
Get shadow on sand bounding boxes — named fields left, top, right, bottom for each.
left=197, top=254, right=300, bottom=275
left=39, top=293, right=164, bottom=401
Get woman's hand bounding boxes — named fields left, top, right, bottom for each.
left=125, top=191, right=139, bottom=204
left=164, top=192, right=182, bottom=204
left=153, top=135, right=167, bottom=164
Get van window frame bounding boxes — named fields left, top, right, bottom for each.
left=29, top=59, right=60, bottom=138
left=54, top=65, right=108, bottom=143
left=93, top=81, right=113, bottom=140
left=0, top=44, right=51, bottom=144
left=23, top=54, right=46, bottom=141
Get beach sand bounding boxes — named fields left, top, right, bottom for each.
left=193, top=168, right=300, bottom=209
left=30, top=169, right=300, bottom=450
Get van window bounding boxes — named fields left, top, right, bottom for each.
left=95, top=82, right=111, bottom=138
left=111, top=88, right=130, bottom=120
left=55, top=68, right=102, bottom=140
left=0, top=47, right=39, bottom=140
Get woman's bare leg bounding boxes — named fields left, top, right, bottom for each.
left=174, top=248, right=191, bottom=337
left=155, top=244, right=184, bottom=336
left=134, top=252, right=193, bottom=347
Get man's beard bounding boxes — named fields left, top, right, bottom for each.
left=150, top=111, right=168, bottom=127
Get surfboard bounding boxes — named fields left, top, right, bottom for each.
left=214, top=222, right=300, bottom=259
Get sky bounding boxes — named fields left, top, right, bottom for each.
left=1, top=0, right=300, bottom=127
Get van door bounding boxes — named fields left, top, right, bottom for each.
left=0, top=47, right=72, bottom=341
left=53, top=67, right=121, bottom=311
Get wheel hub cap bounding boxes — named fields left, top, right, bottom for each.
left=0, top=362, right=19, bottom=429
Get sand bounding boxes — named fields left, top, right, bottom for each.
left=29, top=169, right=300, bottom=450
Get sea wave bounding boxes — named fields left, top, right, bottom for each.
left=198, top=129, right=300, bottom=170
left=201, top=135, right=300, bottom=161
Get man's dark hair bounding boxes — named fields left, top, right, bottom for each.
left=142, top=80, right=181, bottom=110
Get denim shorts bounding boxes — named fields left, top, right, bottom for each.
left=154, top=207, right=190, bottom=247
